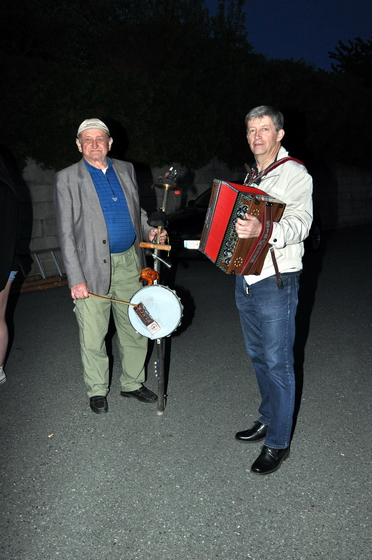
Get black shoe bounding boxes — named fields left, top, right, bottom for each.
left=120, top=385, right=158, bottom=403
left=235, top=421, right=268, bottom=442
left=90, top=396, right=108, bottom=414
left=251, top=445, right=290, bottom=475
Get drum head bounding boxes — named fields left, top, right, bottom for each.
left=128, top=285, right=182, bottom=339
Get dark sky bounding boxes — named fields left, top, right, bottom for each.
left=205, top=0, right=371, bottom=70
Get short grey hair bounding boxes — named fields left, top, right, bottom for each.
left=245, top=106, right=284, bottom=132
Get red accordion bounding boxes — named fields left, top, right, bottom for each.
left=199, top=179, right=285, bottom=275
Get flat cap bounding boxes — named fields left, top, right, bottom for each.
left=77, top=118, right=110, bottom=137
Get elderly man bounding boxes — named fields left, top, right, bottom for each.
left=234, top=106, right=313, bottom=474
left=54, top=118, right=166, bottom=414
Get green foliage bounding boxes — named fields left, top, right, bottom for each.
left=211, top=0, right=250, bottom=47
left=325, top=36, right=372, bottom=165
left=0, top=1, right=371, bottom=171
left=329, top=36, right=372, bottom=86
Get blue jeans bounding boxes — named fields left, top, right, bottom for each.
left=235, top=272, right=300, bottom=449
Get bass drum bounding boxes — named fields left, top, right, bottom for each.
left=128, top=285, right=183, bottom=340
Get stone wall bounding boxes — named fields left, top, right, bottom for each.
left=17, top=157, right=372, bottom=278
left=309, top=160, right=372, bottom=231
left=334, top=165, right=372, bottom=228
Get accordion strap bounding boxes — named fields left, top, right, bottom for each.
left=244, top=156, right=305, bottom=186
left=270, top=247, right=284, bottom=289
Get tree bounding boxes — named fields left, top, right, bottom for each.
left=211, top=0, right=250, bottom=47
left=1, top=0, right=256, bottom=170
left=1, top=1, right=370, bottom=171
left=329, top=36, right=372, bottom=87
left=0, top=0, right=115, bottom=65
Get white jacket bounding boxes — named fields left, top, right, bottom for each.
left=245, top=146, right=313, bottom=285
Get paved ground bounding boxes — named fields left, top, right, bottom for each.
left=1, top=224, right=371, bottom=560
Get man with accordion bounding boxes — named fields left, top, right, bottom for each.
left=234, top=105, right=313, bottom=475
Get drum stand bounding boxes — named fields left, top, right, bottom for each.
left=141, top=167, right=178, bottom=415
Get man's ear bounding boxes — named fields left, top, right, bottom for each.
left=108, top=137, right=113, bottom=151
left=76, top=138, right=82, bottom=152
left=277, top=129, right=285, bottom=142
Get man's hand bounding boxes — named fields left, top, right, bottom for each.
left=71, top=282, right=89, bottom=299
left=149, top=227, right=167, bottom=244
left=235, top=214, right=262, bottom=238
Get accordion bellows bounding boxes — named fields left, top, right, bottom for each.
left=199, top=179, right=285, bottom=276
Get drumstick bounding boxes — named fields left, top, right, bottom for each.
left=139, top=242, right=171, bottom=251
left=88, top=293, right=136, bottom=306
left=88, top=293, right=160, bottom=334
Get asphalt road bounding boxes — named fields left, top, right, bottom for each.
left=1, top=224, right=371, bottom=560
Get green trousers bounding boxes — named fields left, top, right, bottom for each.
left=74, top=246, right=148, bottom=398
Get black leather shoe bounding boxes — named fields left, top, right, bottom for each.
left=90, top=396, right=108, bottom=414
left=251, top=445, right=290, bottom=475
left=121, top=385, right=158, bottom=403
left=235, top=421, right=268, bottom=442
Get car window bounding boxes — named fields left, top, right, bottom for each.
left=194, top=188, right=211, bottom=207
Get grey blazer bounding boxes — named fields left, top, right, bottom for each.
left=54, top=158, right=152, bottom=294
